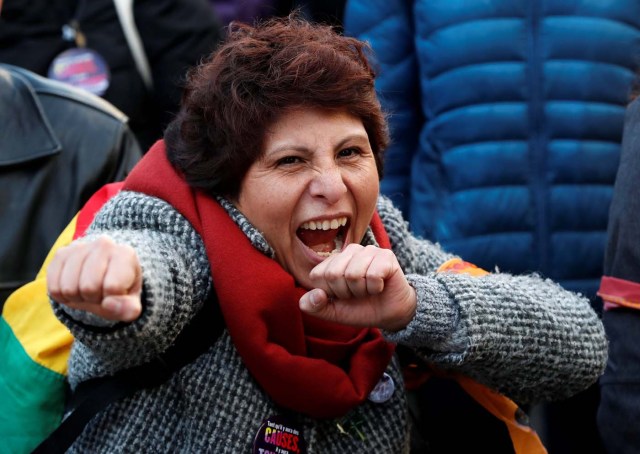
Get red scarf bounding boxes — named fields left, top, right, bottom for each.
left=123, top=140, right=395, bottom=418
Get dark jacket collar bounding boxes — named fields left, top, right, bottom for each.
left=0, top=64, right=61, bottom=166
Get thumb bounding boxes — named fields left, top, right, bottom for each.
left=299, top=288, right=331, bottom=315
left=102, top=294, right=142, bottom=322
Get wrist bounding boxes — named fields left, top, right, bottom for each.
left=384, top=285, right=417, bottom=332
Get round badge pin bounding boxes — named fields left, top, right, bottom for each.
left=47, top=47, right=111, bottom=96
left=367, top=372, right=395, bottom=403
left=253, top=415, right=307, bottom=454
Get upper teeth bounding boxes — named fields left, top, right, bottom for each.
left=300, top=217, right=347, bottom=231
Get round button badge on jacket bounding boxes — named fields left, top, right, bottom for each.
left=48, top=47, right=111, bottom=96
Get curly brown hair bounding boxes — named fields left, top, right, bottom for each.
left=164, top=14, right=389, bottom=199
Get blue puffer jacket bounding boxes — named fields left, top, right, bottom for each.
left=345, top=0, right=640, bottom=300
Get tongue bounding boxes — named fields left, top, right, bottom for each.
left=298, top=229, right=338, bottom=253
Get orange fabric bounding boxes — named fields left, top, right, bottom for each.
left=455, top=375, right=546, bottom=454
left=423, top=257, right=546, bottom=453
left=437, top=258, right=490, bottom=276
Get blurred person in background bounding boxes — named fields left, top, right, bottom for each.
left=0, top=0, right=222, bottom=150
left=597, top=94, right=640, bottom=453
left=344, top=0, right=640, bottom=452
left=209, top=0, right=278, bottom=25
left=0, top=4, right=141, bottom=447
left=207, top=1, right=347, bottom=31
left=276, top=0, right=346, bottom=29
left=0, top=62, right=141, bottom=311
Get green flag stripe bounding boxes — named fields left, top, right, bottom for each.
left=0, top=317, right=66, bottom=454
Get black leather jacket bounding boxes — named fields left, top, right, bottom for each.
left=0, top=64, right=142, bottom=308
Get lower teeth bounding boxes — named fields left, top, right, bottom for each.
left=315, top=235, right=343, bottom=257
left=316, top=250, right=338, bottom=257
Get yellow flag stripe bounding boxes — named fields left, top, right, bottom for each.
left=2, top=216, right=77, bottom=375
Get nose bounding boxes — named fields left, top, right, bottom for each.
left=308, top=162, right=347, bottom=203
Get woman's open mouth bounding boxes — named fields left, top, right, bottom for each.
left=296, top=217, right=348, bottom=257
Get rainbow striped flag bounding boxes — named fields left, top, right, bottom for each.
left=0, top=183, right=121, bottom=453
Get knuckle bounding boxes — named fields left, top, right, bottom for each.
left=95, top=235, right=114, bottom=246
left=103, top=277, right=124, bottom=294
left=59, top=284, right=78, bottom=299
left=94, top=236, right=117, bottom=254
left=325, top=268, right=343, bottom=280
left=52, top=243, right=77, bottom=261
left=123, top=245, right=139, bottom=262
left=344, top=270, right=363, bottom=281
left=345, top=243, right=363, bottom=253
left=78, top=280, right=100, bottom=297
left=112, top=243, right=138, bottom=263
left=48, top=289, right=62, bottom=301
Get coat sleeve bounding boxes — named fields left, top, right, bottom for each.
left=344, top=0, right=422, bottom=218
left=51, top=191, right=212, bottom=388
left=376, top=196, right=608, bottom=405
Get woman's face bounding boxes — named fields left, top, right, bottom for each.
left=235, top=107, right=380, bottom=290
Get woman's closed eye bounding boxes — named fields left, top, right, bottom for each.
left=337, top=147, right=362, bottom=158
left=276, top=155, right=303, bottom=166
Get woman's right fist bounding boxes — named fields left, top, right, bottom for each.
left=47, top=235, right=142, bottom=322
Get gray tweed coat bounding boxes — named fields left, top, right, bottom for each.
left=52, top=192, right=607, bottom=453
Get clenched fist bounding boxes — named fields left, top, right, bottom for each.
left=299, top=244, right=417, bottom=331
left=47, top=235, right=143, bottom=322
